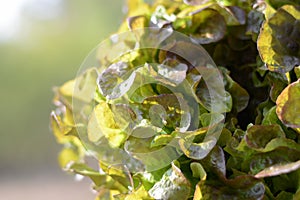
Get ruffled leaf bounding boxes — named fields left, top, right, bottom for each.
left=148, top=162, right=191, bottom=200
left=257, top=5, right=300, bottom=72
left=276, top=79, right=300, bottom=130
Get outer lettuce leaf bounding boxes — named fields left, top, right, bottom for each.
left=276, top=79, right=300, bottom=131
left=195, top=177, right=265, bottom=200
left=189, top=8, right=226, bottom=44
left=195, top=146, right=265, bottom=200
left=255, top=160, right=300, bottom=178
left=257, top=5, right=300, bottom=73
left=244, top=125, right=285, bottom=150
left=148, top=162, right=191, bottom=200
left=225, top=124, right=300, bottom=179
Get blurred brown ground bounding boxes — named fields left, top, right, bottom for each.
left=0, top=174, right=95, bottom=200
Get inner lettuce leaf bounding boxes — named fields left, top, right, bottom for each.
left=87, top=102, right=128, bottom=147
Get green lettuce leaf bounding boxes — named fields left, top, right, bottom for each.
left=148, top=162, right=191, bottom=200
left=276, top=79, right=300, bottom=131
left=257, top=5, right=300, bottom=72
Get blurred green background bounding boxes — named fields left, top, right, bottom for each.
left=0, top=0, right=123, bottom=199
